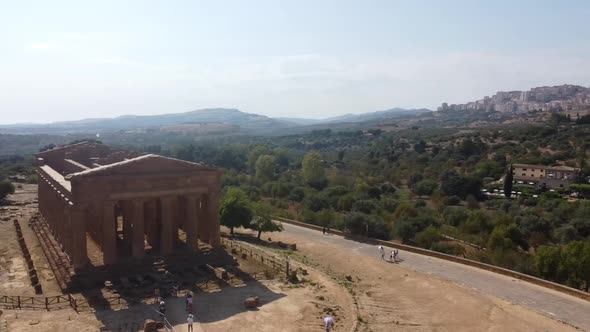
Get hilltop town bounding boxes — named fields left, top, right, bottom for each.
left=438, top=84, right=590, bottom=113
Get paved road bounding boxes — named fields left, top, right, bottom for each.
left=281, top=223, right=590, bottom=331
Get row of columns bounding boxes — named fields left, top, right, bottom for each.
left=37, top=173, right=88, bottom=270
left=101, top=193, right=219, bottom=266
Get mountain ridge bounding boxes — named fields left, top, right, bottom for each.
left=0, top=107, right=429, bottom=135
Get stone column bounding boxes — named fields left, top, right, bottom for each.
left=51, top=187, right=60, bottom=242
left=62, top=203, right=72, bottom=258
left=185, top=195, right=198, bottom=249
left=70, top=204, right=88, bottom=270
left=160, top=196, right=175, bottom=255
left=88, top=203, right=103, bottom=244
left=102, top=201, right=117, bottom=265
left=122, top=200, right=134, bottom=246
left=131, top=199, right=145, bottom=258
left=38, top=177, right=47, bottom=219
left=205, top=192, right=221, bottom=247
left=196, top=195, right=208, bottom=244
left=144, top=199, right=159, bottom=250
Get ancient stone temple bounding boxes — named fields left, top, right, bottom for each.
left=35, top=141, right=222, bottom=270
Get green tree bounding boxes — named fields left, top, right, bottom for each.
left=415, top=226, right=441, bottom=249
left=171, top=144, right=195, bottom=161
left=562, top=241, right=590, bottom=291
left=302, top=152, right=326, bottom=189
left=343, top=212, right=390, bottom=240
left=413, top=179, right=438, bottom=196
left=414, top=140, right=427, bottom=153
left=394, top=214, right=435, bottom=243
left=504, top=165, right=514, bottom=198
left=220, top=188, right=253, bottom=235
left=352, top=199, right=378, bottom=214
left=249, top=202, right=284, bottom=240
left=255, top=155, right=276, bottom=182
left=274, top=148, right=290, bottom=170
left=248, top=145, right=271, bottom=173
left=440, top=172, right=482, bottom=199
left=534, top=245, right=564, bottom=282
left=0, top=180, right=15, bottom=200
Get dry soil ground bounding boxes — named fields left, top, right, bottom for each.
left=233, top=226, right=582, bottom=332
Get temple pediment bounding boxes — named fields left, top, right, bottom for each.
left=67, top=154, right=219, bottom=179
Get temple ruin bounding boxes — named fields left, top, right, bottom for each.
left=35, top=141, right=222, bottom=270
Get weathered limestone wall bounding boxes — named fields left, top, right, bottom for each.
left=37, top=167, right=87, bottom=269
left=36, top=145, right=223, bottom=268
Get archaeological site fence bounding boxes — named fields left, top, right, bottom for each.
left=220, top=236, right=289, bottom=275
left=0, top=294, right=73, bottom=311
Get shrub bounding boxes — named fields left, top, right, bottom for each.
left=443, top=196, right=461, bottom=206
left=352, top=199, right=378, bottom=214
left=415, top=226, right=441, bottom=249
left=431, top=242, right=466, bottom=256
left=0, top=180, right=15, bottom=200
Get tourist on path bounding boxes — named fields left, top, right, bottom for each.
left=173, top=282, right=179, bottom=297
left=390, top=251, right=395, bottom=262
left=379, top=245, right=384, bottom=260
left=186, top=293, right=193, bottom=312
left=394, top=249, right=399, bottom=262
left=187, top=313, right=194, bottom=332
left=158, top=300, right=166, bottom=319
left=324, top=315, right=334, bottom=332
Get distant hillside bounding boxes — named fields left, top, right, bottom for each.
left=322, top=108, right=432, bottom=123
left=277, top=108, right=431, bottom=126
left=0, top=108, right=294, bottom=135
left=0, top=107, right=434, bottom=136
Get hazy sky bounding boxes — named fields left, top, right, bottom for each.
left=1, top=0, right=590, bottom=124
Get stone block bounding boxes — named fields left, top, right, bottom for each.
left=244, top=296, right=260, bottom=309
left=143, top=319, right=158, bottom=332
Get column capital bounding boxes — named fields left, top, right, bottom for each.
left=206, top=191, right=221, bottom=199
left=132, top=198, right=145, bottom=207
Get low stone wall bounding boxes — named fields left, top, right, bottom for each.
left=273, top=216, right=590, bottom=302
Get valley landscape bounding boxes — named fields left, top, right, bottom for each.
left=1, top=1, right=590, bottom=331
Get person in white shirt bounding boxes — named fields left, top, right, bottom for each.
left=324, top=315, right=334, bottom=332
left=378, top=245, right=384, bottom=260
left=187, top=313, right=194, bottom=332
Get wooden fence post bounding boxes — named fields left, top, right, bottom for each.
left=286, top=258, right=290, bottom=278
left=17, top=296, right=21, bottom=309
left=69, top=294, right=78, bottom=313
left=45, top=297, right=49, bottom=310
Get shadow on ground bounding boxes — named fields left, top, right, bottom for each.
left=77, top=248, right=286, bottom=331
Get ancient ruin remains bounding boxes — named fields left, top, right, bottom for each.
left=35, top=141, right=222, bottom=270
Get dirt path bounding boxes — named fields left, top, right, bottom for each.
left=239, top=225, right=581, bottom=332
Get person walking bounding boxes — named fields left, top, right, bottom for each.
left=173, top=282, right=179, bottom=297
left=186, top=293, right=193, bottom=312
left=379, top=245, right=385, bottom=260
left=390, top=250, right=395, bottom=262
left=393, top=249, right=399, bottom=262
left=322, top=227, right=326, bottom=235
left=187, top=313, right=194, bottom=332
left=158, top=300, right=166, bottom=319
left=324, top=315, right=335, bottom=332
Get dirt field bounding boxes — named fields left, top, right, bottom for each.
left=2, top=276, right=344, bottom=332
left=0, top=183, right=61, bottom=296
left=233, top=227, right=579, bottom=332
